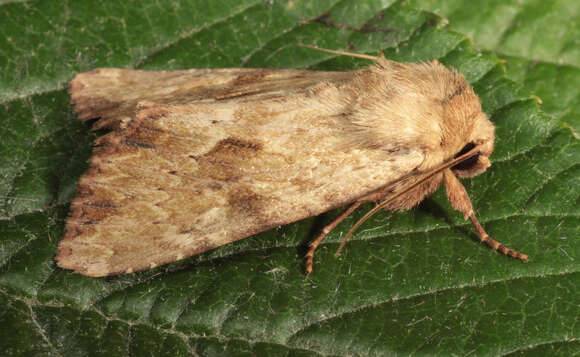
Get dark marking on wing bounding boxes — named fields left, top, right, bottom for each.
left=191, top=137, right=264, bottom=182
left=123, top=139, right=156, bottom=149
left=234, top=72, right=268, bottom=85
left=227, top=186, right=264, bottom=213
left=83, top=200, right=117, bottom=208
left=226, top=186, right=275, bottom=235
left=207, top=137, right=263, bottom=155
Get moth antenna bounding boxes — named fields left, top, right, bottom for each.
left=297, top=44, right=381, bottom=62
left=335, top=203, right=382, bottom=258
left=334, top=144, right=486, bottom=258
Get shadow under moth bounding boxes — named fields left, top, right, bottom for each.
left=57, top=46, right=528, bottom=277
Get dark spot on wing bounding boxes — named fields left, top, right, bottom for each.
left=123, top=139, right=156, bottom=149
left=228, top=187, right=263, bottom=213
left=234, top=71, right=268, bottom=85
left=208, top=137, right=263, bottom=155
left=82, top=200, right=116, bottom=208
left=192, top=137, right=266, bottom=182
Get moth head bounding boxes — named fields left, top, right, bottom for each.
left=451, top=112, right=495, bottom=178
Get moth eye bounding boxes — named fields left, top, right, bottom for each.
left=454, top=142, right=475, bottom=158
left=452, top=142, right=479, bottom=171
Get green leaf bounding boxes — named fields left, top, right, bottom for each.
left=410, top=0, right=580, bottom=66
left=1, top=0, right=578, bottom=356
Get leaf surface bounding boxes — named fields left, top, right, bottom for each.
left=0, top=0, right=578, bottom=356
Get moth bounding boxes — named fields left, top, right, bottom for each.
left=57, top=46, right=528, bottom=277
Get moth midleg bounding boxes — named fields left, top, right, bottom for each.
left=443, top=169, right=528, bottom=262
left=305, top=201, right=363, bottom=274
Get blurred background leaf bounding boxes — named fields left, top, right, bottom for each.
left=0, top=0, right=578, bottom=356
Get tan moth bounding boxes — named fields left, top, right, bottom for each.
left=57, top=46, right=528, bottom=277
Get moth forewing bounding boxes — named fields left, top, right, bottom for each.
left=68, top=67, right=354, bottom=130
left=58, top=49, right=527, bottom=277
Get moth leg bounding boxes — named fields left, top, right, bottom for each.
left=305, top=201, right=362, bottom=274
left=443, top=169, right=528, bottom=262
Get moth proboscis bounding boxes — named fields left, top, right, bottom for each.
left=57, top=45, right=528, bottom=277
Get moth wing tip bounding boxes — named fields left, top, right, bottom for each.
left=69, top=68, right=116, bottom=95
left=55, top=239, right=116, bottom=277
left=56, top=256, right=113, bottom=278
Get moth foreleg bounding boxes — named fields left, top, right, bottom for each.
left=443, top=169, right=528, bottom=262
left=305, top=201, right=362, bottom=274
